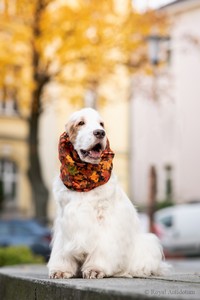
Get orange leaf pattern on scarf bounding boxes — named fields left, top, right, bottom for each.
left=59, top=132, right=115, bottom=192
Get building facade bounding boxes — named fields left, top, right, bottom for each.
left=0, top=99, right=32, bottom=217
left=131, top=0, right=200, bottom=206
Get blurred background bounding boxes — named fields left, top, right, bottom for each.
left=0, top=0, right=200, bottom=265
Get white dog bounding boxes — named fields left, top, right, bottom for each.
left=48, top=108, right=168, bottom=279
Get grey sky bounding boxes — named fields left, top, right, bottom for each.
left=133, top=0, right=175, bottom=10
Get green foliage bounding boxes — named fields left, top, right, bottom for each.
left=155, top=199, right=174, bottom=211
left=0, top=246, right=44, bottom=267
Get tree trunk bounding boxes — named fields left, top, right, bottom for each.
left=28, top=0, right=50, bottom=222
left=28, top=85, right=49, bottom=223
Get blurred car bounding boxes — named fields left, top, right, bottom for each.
left=154, top=203, right=200, bottom=257
left=0, top=219, right=51, bottom=261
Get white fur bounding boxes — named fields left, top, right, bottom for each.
left=48, top=108, right=169, bottom=279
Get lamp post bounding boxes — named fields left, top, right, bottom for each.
left=148, top=165, right=157, bottom=233
left=146, top=34, right=170, bottom=232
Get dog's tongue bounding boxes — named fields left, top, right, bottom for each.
left=88, top=150, right=102, bottom=159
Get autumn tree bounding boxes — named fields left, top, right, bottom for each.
left=0, top=0, right=166, bottom=221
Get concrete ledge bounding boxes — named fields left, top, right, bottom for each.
left=0, top=263, right=200, bottom=300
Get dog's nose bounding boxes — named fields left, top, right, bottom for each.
left=93, top=129, right=105, bottom=139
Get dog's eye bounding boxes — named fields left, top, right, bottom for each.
left=100, top=122, right=104, bottom=128
left=77, top=121, right=85, bottom=126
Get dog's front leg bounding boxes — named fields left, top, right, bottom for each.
left=48, top=234, right=78, bottom=279
left=82, top=256, right=106, bottom=279
left=81, top=246, right=113, bottom=279
left=48, top=255, right=78, bottom=279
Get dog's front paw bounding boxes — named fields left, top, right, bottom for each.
left=82, top=268, right=105, bottom=279
left=49, top=270, right=73, bottom=279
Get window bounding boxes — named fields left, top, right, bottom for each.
left=0, top=159, right=18, bottom=208
left=160, top=215, right=173, bottom=228
left=0, top=0, right=16, bottom=15
left=0, top=88, right=18, bottom=116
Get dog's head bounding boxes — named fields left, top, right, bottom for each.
left=65, top=108, right=107, bottom=164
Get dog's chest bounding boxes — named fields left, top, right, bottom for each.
left=63, top=196, right=110, bottom=227
left=62, top=177, right=116, bottom=227
left=61, top=196, right=112, bottom=254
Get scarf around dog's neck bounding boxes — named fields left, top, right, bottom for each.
left=59, top=132, right=115, bottom=192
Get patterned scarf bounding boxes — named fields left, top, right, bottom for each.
left=59, top=132, right=115, bottom=192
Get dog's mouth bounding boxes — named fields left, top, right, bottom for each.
left=80, top=143, right=103, bottom=160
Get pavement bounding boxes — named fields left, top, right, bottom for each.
left=0, top=259, right=199, bottom=300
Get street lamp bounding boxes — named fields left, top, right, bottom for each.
left=145, top=34, right=171, bottom=102
left=146, top=34, right=170, bottom=66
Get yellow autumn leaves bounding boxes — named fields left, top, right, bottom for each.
left=0, top=0, right=167, bottom=110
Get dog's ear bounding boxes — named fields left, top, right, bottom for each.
left=65, top=120, right=77, bottom=143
